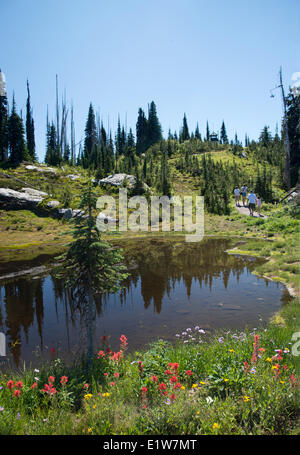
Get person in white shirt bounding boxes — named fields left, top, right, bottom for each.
left=234, top=187, right=240, bottom=206
left=247, top=190, right=256, bottom=216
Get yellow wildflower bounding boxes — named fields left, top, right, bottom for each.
left=102, top=392, right=110, bottom=397
left=199, top=381, right=206, bottom=385
left=87, top=428, right=92, bottom=433
left=84, top=393, right=93, bottom=400
left=229, top=349, right=234, bottom=353
left=212, top=423, right=220, bottom=430
left=224, top=378, right=229, bottom=382
left=181, top=385, right=185, bottom=390
left=266, top=358, right=272, bottom=362
left=243, top=396, right=250, bottom=402
left=280, top=380, right=285, bottom=384
left=93, top=404, right=97, bottom=409
left=192, top=384, right=198, bottom=388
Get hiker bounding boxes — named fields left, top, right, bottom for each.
left=241, top=184, right=247, bottom=207
left=247, top=190, right=256, bottom=216
left=234, top=186, right=240, bottom=206
left=256, top=195, right=262, bottom=217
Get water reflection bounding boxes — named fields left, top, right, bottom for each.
left=0, top=238, right=289, bottom=367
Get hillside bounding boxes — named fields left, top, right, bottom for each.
left=0, top=146, right=299, bottom=297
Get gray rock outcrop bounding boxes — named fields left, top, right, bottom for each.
left=25, top=165, right=57, bottom=174
left=99, top=173, right=136, bottom=188
left=0, top=188, right=44, bottom=209
left=58, top=208, right=85, bottom=219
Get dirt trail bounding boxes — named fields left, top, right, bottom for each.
left=235, top=204, right=268, bottom=219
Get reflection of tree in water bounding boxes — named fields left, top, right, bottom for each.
left=113, top=238, right=263, bottom=314
left=1, top=278, right=44, bottom=366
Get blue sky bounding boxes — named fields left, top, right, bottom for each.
left=1, top=0, right=299, bottom=161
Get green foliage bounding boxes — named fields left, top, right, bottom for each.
left=200, top=154, right=231, bottom=215
left=0, top=92, right=8, bottom=162
left=56, top=179, right=129, bottom=295
left=25, top=80, right=36, bottom=161
left=8, top=96, right=29, bottom=166
left=220, top=121, right=228, bottom=144
left=82, top=103, right=97, bottom=168
left=286, top=89, right=300, bottom=187
left=0, top=299, right=299, bottom=434
left=179, top=113, right=190, bottom=142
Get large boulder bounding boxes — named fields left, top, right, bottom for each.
left=0, top=188, right=45, bottom=209
left=58, top=208, right=85, bottom=219
left=25, top=165, right=57, bottom=174
left=99, top=173, right=136, bottom=188
left=21, top=187, right=48, bottom=198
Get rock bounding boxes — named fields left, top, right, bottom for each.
left=0, top=188, right=44, bottom=209
left=47, top=200, right=60, bottom=209
left=99, top=173, right=136, bottom=188
left=66, top=174, right=80, bottom=181
left=58, top=208, right=85, bottom=219
left=21, top=187, right=48, bottom=198
left=287, top=191, right=298, bottom=203
left=24, top=165, right=39, bottom=171
left=25, top=165, right=57, bottom=174
left=58, top=208, right=73, bottom=220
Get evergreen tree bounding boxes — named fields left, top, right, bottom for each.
left=147, top=101, right=162, bottom=147
left=26, top=80, right=36, bottom=161
left=56, top=179, right=129, bottom=362
left=286, top=90, right=300, bottom=186
left=259, top=126, right=272, bottom=147
left=83, top=103, right=97, bottom=168
left=100, top=122, right=107, bottom=147
left=158, top=149, right=171, bottom=196
left=206, top=121, right=210, bottom=141
left=8, top=95, right=29, bottom=165
left=179, top=113, right=190, bottom=142
left=0, top=75, right=8, bottom=163
left=220, top=121, right=228, bottom=144
left=45, top=120, right=59, bottom=165
left=136, top=107, right=148, bottom=155
left=63, top=143, right=71, bottom=163
left=168, top=129, right=173, bottom=140
left=115, top=116, right=123, bottom=159
left=132, top=163, right=145, bottom=195
left=195, top=123, right=201, bottom=140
